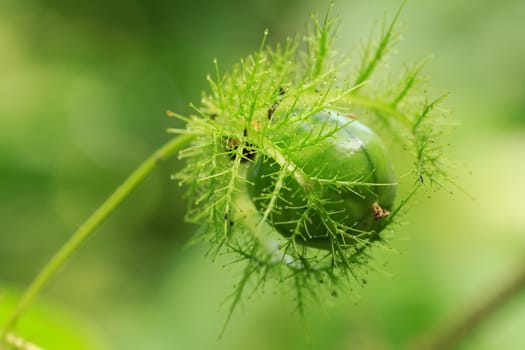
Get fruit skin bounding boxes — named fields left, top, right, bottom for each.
left=247, top=110, right=396, bottom=250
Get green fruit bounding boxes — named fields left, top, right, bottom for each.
left=247, top=110, right=396, bottom=250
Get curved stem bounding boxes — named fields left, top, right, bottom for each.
left=4, top=332, right=45, bottom=350
left=0, top=133, right=196, bottom=338
left=347, top=94, right=411, bottom=127
left=409, top=259, right=525, bottom=350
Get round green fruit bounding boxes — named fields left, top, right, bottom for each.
left=247, top=110, right=396, bottom=250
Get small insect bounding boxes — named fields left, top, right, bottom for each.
left=268, top=102, right=280, bottom=120
left=372, top=202, right=390, bottom=220
left=268, top=87, right=285, bottom=120
left=226, top=87, right=285, bottom=161
left=225, top=128, right=257, bottom=162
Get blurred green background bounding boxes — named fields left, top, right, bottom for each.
left=1, top=0, right=525, bottom=349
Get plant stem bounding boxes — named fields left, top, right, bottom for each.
left=409, top=260, right=525, bottom=350
left=0, top=133, right=196, bottom=339
left=3, top=332, right=44, bottom=350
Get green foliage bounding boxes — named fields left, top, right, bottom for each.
left=170, top=2, right=452, bottom=329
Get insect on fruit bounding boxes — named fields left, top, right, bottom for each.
left=247, top=110, right=397, bottom=250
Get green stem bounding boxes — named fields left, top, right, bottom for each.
left=3, top=332, right=44, bottom=350
left=0, top=133, right=196, bottom=338
left=347, top=94, right=411, bottom=127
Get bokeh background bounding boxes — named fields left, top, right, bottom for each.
left=1, top=0, right=525, bottom=349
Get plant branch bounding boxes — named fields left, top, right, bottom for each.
left=2, top=332, right=45, bottom=350
left=0, top=133, right=196, bottom=339
left=409, top=259, right=525, bottom=350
